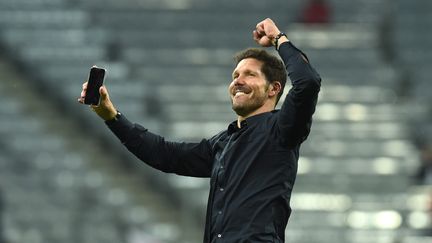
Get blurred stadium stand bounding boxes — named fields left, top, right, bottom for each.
left=0, top=0, right=431, bottom=243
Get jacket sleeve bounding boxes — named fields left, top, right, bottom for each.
left=277, top=41, right=321, bottom=147
left=105, top=114, right=213, bottom=177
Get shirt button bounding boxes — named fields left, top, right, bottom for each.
left=219, top=188, right=224, bottom=192
left=217, top=234, right=222, bottom=238
left=220, top=165, right=224, bottom=169
left=218, top=211, right=222, bottom=215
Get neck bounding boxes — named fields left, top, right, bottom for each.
left=236, top=103, right=274, bottom=128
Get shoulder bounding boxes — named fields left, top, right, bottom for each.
left=208, top=129, right=228, bottom=144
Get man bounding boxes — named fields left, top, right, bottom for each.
left=79, top=18, right=321, bottom=243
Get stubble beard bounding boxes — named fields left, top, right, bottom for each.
left=231, top=92, right=267, bottom=117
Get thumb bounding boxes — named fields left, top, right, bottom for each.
left=99, top=86, right=109, bottom=101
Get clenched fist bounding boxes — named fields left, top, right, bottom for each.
left=253, top=18, right=288, bottom=48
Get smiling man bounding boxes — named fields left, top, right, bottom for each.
left=230, top=48, right=287, bottom=125
left=79, top=18, right=321, bottom=243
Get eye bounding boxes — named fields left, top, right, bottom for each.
left=246, top=72, right=257, bottom=77
left=244, top=70, right=257, bottom=77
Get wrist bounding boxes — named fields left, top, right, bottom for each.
left=97, top=107, right=118, bottom=121
left=105, top=110, right=121, bottom=122
left=276, top=36, right=289, bottom=49
left=273, top=32, right=288, bottom=50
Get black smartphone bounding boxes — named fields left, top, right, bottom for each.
left=84, top=66, right=106, bottom=105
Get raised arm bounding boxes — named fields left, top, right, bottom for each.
left=278, top=41, right=321, bottom=146
left=78, top=83, right=213, bottom=177
left=106, top=114, right=213, bottom=177
left=254, top=18, right=321, bottom=146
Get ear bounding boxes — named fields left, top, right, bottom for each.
left=268, top=81, right=281, bottom=98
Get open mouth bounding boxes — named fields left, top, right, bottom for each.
left=234, top=91, right=246, bottom=97
left=233, top=86, right=251, bottom=97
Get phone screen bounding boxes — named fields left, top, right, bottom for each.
left=84, top=67, right=106, bottom=105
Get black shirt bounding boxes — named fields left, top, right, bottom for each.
left=106, top=42, right=321, bottom=243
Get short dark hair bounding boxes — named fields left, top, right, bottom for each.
left=234, top=48, right=287, bottom=105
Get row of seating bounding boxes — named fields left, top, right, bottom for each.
left=0, top=53, right=185, bottom=243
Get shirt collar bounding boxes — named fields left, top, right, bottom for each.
left=227, top=111, right=275, bottom=135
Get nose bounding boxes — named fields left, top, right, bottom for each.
left=233, top=75, right=246, bottom=86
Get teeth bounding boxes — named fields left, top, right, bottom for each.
left=235, top=91, right=245, bottom=97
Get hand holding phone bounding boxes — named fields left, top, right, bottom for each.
left=84, top=66, right=106, bottom=105
left=78, top=67, right=118, bottom=121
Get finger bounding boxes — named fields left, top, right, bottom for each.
left=252, top=30, right=261, bottom=41
left=256, top=20, right=264, bottom=29
left=253, top=29, right=264, bottom=38
left=82, top=84, right=87, bottom=95
left=99, top=86, right=109, bottom=101
left=264, top=18, right=274, bottom=25
left=82, top=82, right=88, bottom=89
left=256, top=22, right=265, bottom=34
left=258, top=36, right=273, bottom=47
left=80, top=90, right=86, bottom=98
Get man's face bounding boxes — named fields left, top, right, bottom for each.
left=229, top=58, right=270, bottom=117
